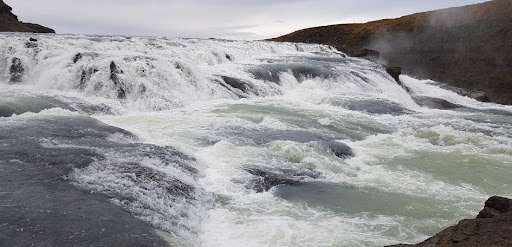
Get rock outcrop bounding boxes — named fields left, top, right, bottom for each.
left=385, top=66, right=402, bottom=83
left=0, top=0, right=54, bottom=33
left=322, top=141, right=354, bottom=158
left=244, top=166, right=321, bottom=193
left=271, top=0, right=512, bottom=105
left=9, top=57, right=24, bottom=83
left=245, top=167, right=301, bottom=193
left=388, top=196, right=512, bottom=247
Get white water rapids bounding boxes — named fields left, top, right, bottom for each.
left=1, top=33, right=511, bottom=247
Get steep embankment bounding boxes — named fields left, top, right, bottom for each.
left=271, top=0, right=512, bottom=105
left=0, top=0, right=54, bottom=33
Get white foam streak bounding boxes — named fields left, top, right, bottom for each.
left=401, top=75, right=512, bottom=112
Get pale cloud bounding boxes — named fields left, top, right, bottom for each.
left=7, top=0, right=489, bottom=40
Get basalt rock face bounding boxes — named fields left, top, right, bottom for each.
left=271, top=0, right=512, bottom=105
left=0, top=0, right=55, bottom=33
left=387, top=196, right=512, bottom=247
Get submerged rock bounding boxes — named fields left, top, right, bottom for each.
left=248, top=66, right=281, bottom=83
left=221, top=76, right=249, bottom=93
left=109, top=61, right=121, bottom=84
left=9, top=57, right=24, bottom=83
left=451, top=87, right=490, bottom=103
left=243, top=166, right=321, bottom=193
left=388, top=196, right=512, bottom=247
left=24, top=41, right=37, bottom=48
left=79, top=67, right=99, bottom=89
left=109, top=61, right=126, bottom=99
left=248, top=62, right=335, bottom=84
left=339, top=99, right=410, bottom=115
left=73, top=53, right=83, bottom=63
left=413, top=96, right=465, bottom=110
left=0, top=95, right=113, bottom=117
left=0, top=115, right=208, bottom=246
left=244, top=167, right=300, bottom=193
left=322, top=141, right=353, bottom=158
left=467, top=91, right=490, bottom=103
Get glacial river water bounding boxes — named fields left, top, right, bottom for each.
left=1, top=34, right=511, bottom=247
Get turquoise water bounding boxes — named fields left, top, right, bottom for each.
left=1, top=34, right=511, bottom=246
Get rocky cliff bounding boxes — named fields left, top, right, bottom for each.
left=0, top=0, right=54, bottom=33
left=388, top=196, right=512, bottom=247
left=271, top=0, right=512, bottom=105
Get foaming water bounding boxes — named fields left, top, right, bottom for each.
left=97, top=97, right=511, bottom=246
left=1, top=34, right=511, bottom=246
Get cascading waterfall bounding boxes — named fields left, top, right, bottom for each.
left=0, top=33, right=418, bottom=113
left=1, top=33, right=511, bottom=247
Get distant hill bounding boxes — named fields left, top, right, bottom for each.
left=0, top=0, right=54, bottom=33
left=271, top=0, right=512, bottom=105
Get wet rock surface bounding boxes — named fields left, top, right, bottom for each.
left=73, top=53, right=83, bottom=63
left=79, top=67, right=99, bottom=89
left=387, top=196, right=512, bottom=247
left=477, top=196, right=512, bottom=219
left=321, top=140, right=353, bottom=158
left=9, top=57, right=24, bottom=83
left=0, top=114, right=205, bottom=246
left=385, top=66, right=402, bottom=83
left=248, top=62, right=335, bottom=84
left=0, top=94, right=114, bottom=117
left=220, top=76, right=252, bottom=95
left=413, top=96, right=465, bottom=110
left=336, top=99, right=411, bottom=115
left=244, top=167, right=319, bottom=193
left=441, top=85, right=490, bottom=103
left=109, top=61, right=126, bottom=99
left=244, top=167, right=300, bottom=192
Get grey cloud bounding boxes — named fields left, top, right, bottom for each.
left=7, top=0, right=489, bottom=40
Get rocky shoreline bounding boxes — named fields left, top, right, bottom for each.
left=388, top=196, right=512, bottom=247
left=0, top=0, right=54, bottom=33
left=271, top=0, right=512, bottom=105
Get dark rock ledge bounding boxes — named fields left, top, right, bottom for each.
left=387, top=196, right=512, bottom=247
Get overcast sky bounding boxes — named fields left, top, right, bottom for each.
left=8, top=0, right=488, bottom=40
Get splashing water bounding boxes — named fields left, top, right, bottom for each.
left=1, top=33, right=511, bottom=247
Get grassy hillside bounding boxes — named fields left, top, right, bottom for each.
left=271, top=0, right=512, bottom=104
